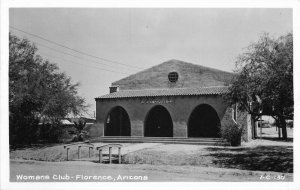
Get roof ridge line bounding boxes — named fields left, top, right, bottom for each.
left=115, top=86, right=229, bottom=92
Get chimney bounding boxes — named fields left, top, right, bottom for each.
left=109, top=86, right=119, bottom=93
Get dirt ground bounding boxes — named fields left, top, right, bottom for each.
left=123, top=138, right=293, bottom=173
left=10, top=127, right=293, bottom=181
left=10, top=159, right=293, bottom=182
left=257, top=126, right=293, bottom=140
left=124, top=128, right=293, bottom=173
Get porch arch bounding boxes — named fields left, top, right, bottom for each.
left=104, top=106, right=131, bottom=136
left=187, top=104, right=221, bottom=137
left=144, top=105, right=173, bottom=137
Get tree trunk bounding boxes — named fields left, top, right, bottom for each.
left=275, top=118, right=281, bottom=139
left=251, top=116, right=257, bottom=139
left=281, top=119, right=287, bottom=141
left=279, top=116, right=287, bottom=140
left=255, top=121, right=259, bottom=139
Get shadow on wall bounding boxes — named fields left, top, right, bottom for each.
left=205, top=145, right=293, bottom=173
left=85, top=123, right=103, bottom=138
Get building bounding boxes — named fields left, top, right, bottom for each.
left=94, top=60, right=252, bottom=141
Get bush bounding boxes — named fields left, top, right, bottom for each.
left=221, top=123, right=243, bottom=146
left=71, top=119, right=88, bottom=142
left=9, top=115, right=40, bottom=146
left=39, top=123, right=64, bottom=143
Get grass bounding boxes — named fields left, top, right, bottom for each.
left=123, top=144, right=213, bottom=166
left=10, top=143, right=131, bottom=162
left=10, top=128, right=293, bottom=173
left=11, top=140, right=292, bottom=173
left=122, top=142, right=293, bottom=173
left=206, top=145, right=293, bottom=173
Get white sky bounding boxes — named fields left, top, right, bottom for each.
left=9, top=8, right=292, bottom=117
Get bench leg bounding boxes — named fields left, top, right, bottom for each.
left=89, top=147, right=92, bottom=158
left=109, top=147, right=112, bottom=164
left=99, top=149, right=102, bottom=163
left=66, top=148, right=69, bottom=161
left=78, top=146, right=81, bottom=159
left=118, top=147, right=121, bottom=164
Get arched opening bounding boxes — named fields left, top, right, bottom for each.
left=188, top=104, right=220, bottom=138
left=144, top=105, right=173, bottom=137
left=104, top=106, right=131, bottom=136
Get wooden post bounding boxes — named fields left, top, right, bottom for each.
left=78, top=146, right=81, bottom=159
left=255, top=121, right=258, bottom=139
left=109, top=147, right=112, bottom=164
left=118, top=147, right=121, bottom=164
left=260, top=116, right=262, bottom=139
left=99, top=149, right=102, bottom=163
left=89, top=147, right=93, bottom=158
left=66, top=148, right=69, bottom=161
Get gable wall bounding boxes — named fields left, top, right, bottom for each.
left=111, top=60, right=234, bottom=90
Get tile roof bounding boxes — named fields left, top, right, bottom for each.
left=96, top=86, right=229, bottom=99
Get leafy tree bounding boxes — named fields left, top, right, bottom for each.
left=226, top=33, right=293, bottom=140
left=9, top=33, right=88, bottom=145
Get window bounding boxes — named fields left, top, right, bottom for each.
left=168, top=72, right=179, bottom=83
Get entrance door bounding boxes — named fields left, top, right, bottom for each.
left=144, top=105, right=173, bottom=137
left=105, top=106, right=131, bottom=136
left=188, top=104, right=220, bottom=138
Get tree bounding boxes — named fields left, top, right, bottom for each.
left=226, top=33, right=293, bottom=140
left=9, top=33, right=88, bottom=145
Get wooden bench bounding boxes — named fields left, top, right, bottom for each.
left=63, top=142, right=94, bottom=161
left=96, top=144, right=123, bottom=164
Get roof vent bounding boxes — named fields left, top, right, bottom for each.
left=168, top=72, right=179, bottom=83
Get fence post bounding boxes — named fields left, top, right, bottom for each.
left=78, top=146, right=81, bottom=159
left=67, top=148, right=70, bottom=161
left=109, top=147, right=112, bottom=164
left=118, top=147, right=121, bottom=164
left=89, top=147, right=93, bottom=158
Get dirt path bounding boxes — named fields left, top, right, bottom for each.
left=10, top=159, right=293, bottom=182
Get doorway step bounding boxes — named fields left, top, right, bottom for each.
left=93, top=137, right=227, bottom=146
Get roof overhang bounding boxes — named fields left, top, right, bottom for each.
left=95, top=86, right=229, bottom=100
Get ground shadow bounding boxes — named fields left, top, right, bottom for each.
left=10, top=143, right=63, bottom=151
left=206, top=146, right=293, bottom=173
left=260, top=137, right=293, bottom=142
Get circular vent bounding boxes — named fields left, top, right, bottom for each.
left=168, top=72, right=179, bottom=83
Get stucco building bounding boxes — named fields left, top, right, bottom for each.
left=94, top=60, right=252, bottom=142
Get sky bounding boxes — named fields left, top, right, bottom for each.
left=9, top=8, right=293, bottom=117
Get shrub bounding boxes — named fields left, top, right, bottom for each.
left=71, top=119, right=88, bottom=142
left=39, top=123, right=64, bottom=143
left=221, top=122, right=243, bottom=146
